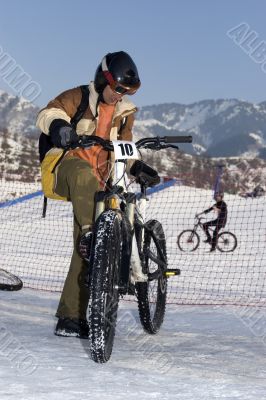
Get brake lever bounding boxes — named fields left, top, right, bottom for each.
left=145, top=136, right=162, bottom=151
left=143, top=144, right=160, bottom=151
left=143, top=138, right=161, bottom=151
left=163, top=144, right=179, bottom=150
left=144, top=143, right=180, bottom=151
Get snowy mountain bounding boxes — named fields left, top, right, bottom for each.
left=0, top=90, right=39, bottom=137
left=1, top=90, right=266, bottom=159
left=0, top=128, right=39, bottom=182
left=0, top=90, right=265, bottom=192
left=135, top=99, right=266, bottom=159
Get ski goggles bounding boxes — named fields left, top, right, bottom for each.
left=103, top=70, right=140, bottom=95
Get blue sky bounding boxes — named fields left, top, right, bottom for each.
left=0, top=0, right=266, bottom=107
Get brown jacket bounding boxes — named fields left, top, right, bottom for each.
left=36, top=82, right=137, bottom=141
left=36, top=82, right=138, bottom=181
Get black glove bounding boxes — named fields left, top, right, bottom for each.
left=49, top=119, right=79, bottom=149
left=58, top=126, right=79, bottom=148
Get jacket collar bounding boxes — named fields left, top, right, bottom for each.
left=88, top=81, right=137, bottom=119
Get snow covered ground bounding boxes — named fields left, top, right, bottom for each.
left=0, top=288, right=265, bottom=400
left=0, top=181, right=265, bottom=399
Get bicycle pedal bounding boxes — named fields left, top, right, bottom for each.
left=164, top=269, right=180, bottom=277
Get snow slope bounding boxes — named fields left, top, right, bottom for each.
left=0, top=289, right=265, bottom=400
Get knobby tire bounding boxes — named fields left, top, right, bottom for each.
left=89, top=210, right=131, bottom=363
left=136, top=219, right=167, bottom=334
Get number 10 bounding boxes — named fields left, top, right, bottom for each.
left=118, top=143, right=134, bottom=156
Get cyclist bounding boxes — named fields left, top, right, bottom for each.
left=36, top=51, right=141, bottom=338
left=197, top=192, right=227, bottom=252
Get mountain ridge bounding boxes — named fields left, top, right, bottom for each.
left=1, top=90, right=266, bottom=159
left=136, top=98, right=266, bottom=158
left=0, top=89, right=265, bottom=194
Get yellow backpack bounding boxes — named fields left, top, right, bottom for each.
left=39, top=85, right=90, bottom=202
left=41, top=149, right=68, bottom=201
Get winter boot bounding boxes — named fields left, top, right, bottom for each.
left=55, top=317, right=89, bottom=339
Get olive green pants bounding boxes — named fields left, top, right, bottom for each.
left=54, top=157, right=99, bottom=320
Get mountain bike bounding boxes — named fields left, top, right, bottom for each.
left=0, top=268, right=23, bottom=291
left=77, top=134, right=192, bottom=363
left=177, top=215, right=237, bottom=253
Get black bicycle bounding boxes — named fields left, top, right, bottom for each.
left=77, top=134, right=192, bottom=363
left=177, top=215, right=237, bottom=252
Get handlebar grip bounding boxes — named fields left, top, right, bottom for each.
left=163, top=135, right=193, bottom=143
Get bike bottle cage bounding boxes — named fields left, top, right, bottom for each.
left=130, top=160, right=160, bottom=187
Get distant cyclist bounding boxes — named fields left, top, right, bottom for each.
left=197, top=192, right=227, bottom=252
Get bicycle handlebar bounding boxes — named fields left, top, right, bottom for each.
left=195, top=214, right=206, bottom=220
left=75, top=135, right=193, bottom=151
left=76, top=135, right=113, bottom=150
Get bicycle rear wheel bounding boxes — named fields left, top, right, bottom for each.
left=216, top=231, right=237, bottom=252
left=177, top=230, right=200, bottom=252
left=136, top=220, right=167, bottom=334
left=0, top=269, right=23, bottom=291
left=89, top=210, right=126, bottom=363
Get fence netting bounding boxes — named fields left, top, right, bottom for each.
left=0, top=166, right=265, bottom=306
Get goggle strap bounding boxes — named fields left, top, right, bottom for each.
left=103, top=71, right=115, bottom=85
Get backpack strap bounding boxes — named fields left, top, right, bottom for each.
left=70, top=85, right=90, bottom=128
left=51, top=85, right=90, bottom=172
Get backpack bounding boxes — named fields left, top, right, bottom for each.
left=39, top=85, right=90, bottom=203
left=39, top=85, right=90, bottom=162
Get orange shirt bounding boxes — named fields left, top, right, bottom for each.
left=68, top=102, right=115, bottom=182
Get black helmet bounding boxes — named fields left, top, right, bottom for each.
left=94, top=51, right=141, bottom=94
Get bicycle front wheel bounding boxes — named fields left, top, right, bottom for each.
left=136, top=220, right=167, bottom=334
left=177, top=230, right=200, bottom=252
left=216, top=231, right=237, bottom=252
left=89, top=210, right=124, bottom=363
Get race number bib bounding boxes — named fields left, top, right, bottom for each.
left=112, top=140, right=139, bottom=160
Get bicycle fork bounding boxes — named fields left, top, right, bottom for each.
left=127, top=193, right=148, bottom=283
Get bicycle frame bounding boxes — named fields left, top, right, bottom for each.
left=196, top=217, right=224, bottom=235
left=93, top=160, right=149, bottom=290
left=192, top=219, right=202, bottom=233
